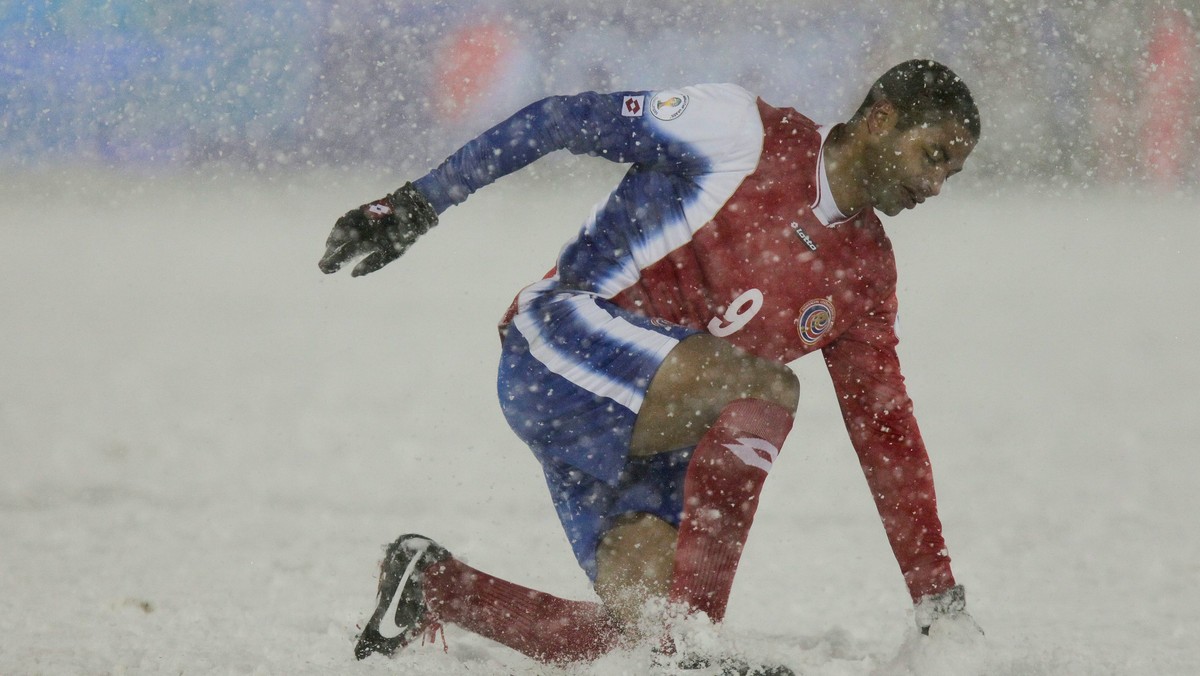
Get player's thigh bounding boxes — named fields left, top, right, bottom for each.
left=630, top=333, right=799, bottom=456
left=498, top=293, right=701, bottom=482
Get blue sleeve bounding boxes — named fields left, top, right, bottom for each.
left=412, top=91, right=706, bottom=214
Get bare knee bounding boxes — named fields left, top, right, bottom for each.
left=740, top=352, right=800, bottom=412
left=631, top=335, right=798, bottom=454
left=666, top=334, right=797, bottom=409
left=593, top=513, right=678, bottom=632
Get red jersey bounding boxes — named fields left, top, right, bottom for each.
left=416, top=84, right=955, bottom=601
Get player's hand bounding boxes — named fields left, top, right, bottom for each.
left=914, top=584, right=983, bottom=636
left=318, top=182, right=438, bottom=277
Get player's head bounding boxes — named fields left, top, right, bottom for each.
left=854, top=60, right=981, bottom=141
left=849, top=60, right=980, bottom=217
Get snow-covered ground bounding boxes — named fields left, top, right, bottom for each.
left=2, top=167, right=1198, bottom=675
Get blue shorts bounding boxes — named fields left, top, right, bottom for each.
left=497, top=290, right=702, bottom=580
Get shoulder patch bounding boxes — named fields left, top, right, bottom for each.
left=622, top=95, right=644, bottom=117
left=650, top=91, right=689, bottom=121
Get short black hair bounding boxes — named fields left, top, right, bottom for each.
left=854, top=59, right=981, bottom=141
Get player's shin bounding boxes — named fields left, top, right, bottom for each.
left=422, top=556, right=623, bottom=664
left=668, top=397, right=795, bottom=623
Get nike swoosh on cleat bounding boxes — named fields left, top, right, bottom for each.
left=375, top=540, right=429, bottom=640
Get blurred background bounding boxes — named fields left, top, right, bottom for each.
left=2, top=0, right=1197, bottom=189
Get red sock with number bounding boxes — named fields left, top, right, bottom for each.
left=423, top=557, right=621, bottom=663
left=668, top=397, right=794, bottom=622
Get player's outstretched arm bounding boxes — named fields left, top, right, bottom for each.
left=822, top=298, right=983, bottom=636
left=318, top=182, right=438, bottom=277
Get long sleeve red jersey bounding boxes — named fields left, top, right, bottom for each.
left=415, top=83, right=956, bottom=600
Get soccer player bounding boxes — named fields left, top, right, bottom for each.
left=321, top=59, right=982, bottom=672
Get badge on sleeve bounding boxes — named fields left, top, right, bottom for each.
left=650, top=91, right=689, bottom=120
left=622, top=95, right=644, bottom=117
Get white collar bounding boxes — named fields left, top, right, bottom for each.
left=811, top=125, right=851, bottom=227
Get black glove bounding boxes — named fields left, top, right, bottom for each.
left=318, top=182, right=438, bottom=277
left=914, top=584, right=982, bottom=636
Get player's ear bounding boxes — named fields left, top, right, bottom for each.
left=865, top=99, right=899, bottom=136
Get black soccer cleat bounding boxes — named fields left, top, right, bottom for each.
left=354, top=533, right=451, bottom=660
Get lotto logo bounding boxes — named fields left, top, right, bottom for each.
left=622, top=95, right=644, bottom=117
left=366, top=202, right=393, bottom=218
left=722, top=437, right=779, bottom=473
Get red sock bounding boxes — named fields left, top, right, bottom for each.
left=668, top=397, right=795, bottom=622
left=423, top=557, right=621, bottom=664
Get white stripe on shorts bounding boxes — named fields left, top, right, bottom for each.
left=511, top=293, right=679, bottom=413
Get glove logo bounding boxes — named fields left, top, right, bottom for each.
left=366, top=202, right=394, bottom=218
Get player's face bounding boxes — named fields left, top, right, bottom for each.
left=864, top=117, right=976, bottom=217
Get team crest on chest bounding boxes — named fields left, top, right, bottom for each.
left=796, top=296, right=835, bottom=346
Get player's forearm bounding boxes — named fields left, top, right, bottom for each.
left=413, top=93, right=629, bottom=214
left=852, top=435, right=956, bottom=601
left=824, top=344, right=956, bottom=600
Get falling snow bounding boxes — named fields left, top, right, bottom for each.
left=2, top=2, right=1199, bottom=674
